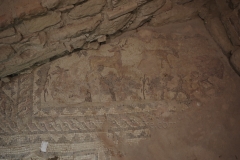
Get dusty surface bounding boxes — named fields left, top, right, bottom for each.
left=0, top=18, right=240, bottom=159
left=0, top=0, right=240, bottom=78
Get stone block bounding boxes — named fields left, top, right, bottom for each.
left=125, top=15, right=151, bottom=31
left=0, top=27, right=15, bottom=39
left=205, top=17, right=234, bottom=55
left=84, top=41, right=100, bottom=50
left=222, top=11, right=240, bottom=46
left=96, top=13, right=133, bottom=35
left=0, top=42, right=67, bottom=77
left=23, top=12, right=61, bottom=33
left=98, top=35, right=107, bottom=43
left=0, top=0, right=46, bottom=29
left=230, top=48, right=240, bottom=75
left=64, top=36, right=86, bottom=52
left=41, top=0, right=60, bottom=9
left=138, top=0, right=166, bottom=16
left=1, top=77, right=10, bottom=83
left=153, top=0, right=173, bottom=16
left=68, top=0, right=106, bottom=19
left=59, top=0, right=86, bottom=7
left=0, top=45, right=15, bottom=62
left=150, top=5, right=197, bottom=26
left=125, top=0, right=166, bottom=30
left=48, top=14, right=102, bottom=41
left=106, top=2, right=138, bottom=20
left=0, top=64, right=4, bottom=72
left=0, top=32, right=22, bottom=44
left=57, top=5, right=74, bottom=12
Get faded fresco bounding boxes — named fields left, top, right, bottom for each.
left=0, top=19, right=240, bottom=159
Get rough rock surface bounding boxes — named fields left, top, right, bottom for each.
left=69, top=0, right=106, bottom=19
left=0, top=32, right=22, bottom=44
left=96, top=13, right=133, bottom=35
left=0, top=45, right=15, bottom=62
left=0, top=27, right=15, bottom=39
left=47, top=14, right=102, bottom=41
left=0, top=0, right=46, bottom=28
left=201, top=15, right=234, bottom=55
left=222, top=10, right=240, bottom=46
left=149, top=0, right=203, bottom=26
left=41, top=0, right=60, bottom=9
left=23, top=12, right=62, bottom=33
left=0, top=0, right=239, bottom=78
left=125, top=0, right=166, bottom=30
left=230, top=48, right=240, bottom=75
left=106, top=1, right=138, bottom=20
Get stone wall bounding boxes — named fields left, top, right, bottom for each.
left=198, top=0, right=240, bottom=75
left=0, top=0, right=239, bottom=79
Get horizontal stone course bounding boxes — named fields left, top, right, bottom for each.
left=68, top=0, right=106, bottom=19
left=23, top=12, right=62, bottom=33
left=0, top=0, right=239, bottom=78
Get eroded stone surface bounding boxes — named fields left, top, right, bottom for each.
left=150, top=4, right=197, bottom=26
left=106, top=1, right=138, bottom=20
left=0, top=45, right=15, bottom=62
left=41, top=0, right=60, bottom=9
left=68, top=0, right=106, bottom=19
left=0, top=32, right=22, bottom=44
left=203, top=16, right=234, bottom=55
left=0, top=19, right=240, bottom=159
left=222, top=10, right=240, bottom=46
left=0, top=1, right=240, bottom=159
left=230, top=48, right=240, bottom=75
left=0, top=27, right=15, bottom=39
left=0, top=42, right=67, bottom=78
left=58, top=0, right=86, bottom=7
left=0, top=0, right=46, bottom=29
left=138, top=0, right=166, bottom=16
left=97, top=13, right=133, bottom=35
left=126, top=0, right=166, bottom=30
left=23, top=12, right=61, bottom=33
left=0, top=0, right=238, bottom=78
left=47, top=14, right=102, bottom=41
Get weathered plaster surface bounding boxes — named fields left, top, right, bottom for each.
left=0, top=18, right=240, bottom=159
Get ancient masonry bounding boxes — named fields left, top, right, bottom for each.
left=0, top=0, right=240, bottom=159
left=0, top=0, right=239, bottom=78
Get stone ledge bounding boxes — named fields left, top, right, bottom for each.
left=106, top=2, right=138, bottom=20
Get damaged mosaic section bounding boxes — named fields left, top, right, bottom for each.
left=1, top=19, right=239, bottom=159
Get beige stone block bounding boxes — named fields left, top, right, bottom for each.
left=41, top=0, right=60, bottom=9
left=106, top=2, right=138, bottom=20
left=0, top=32, right=22, bottom=44
left=23, top=12, right=61, bottom=33
left=0, top=27, right=15, bottom=39
left=48, top=14, right=102, bottom=41
left=0, top=45, right=14, bottom=62
left=68, top=0, right=106, bottom=19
